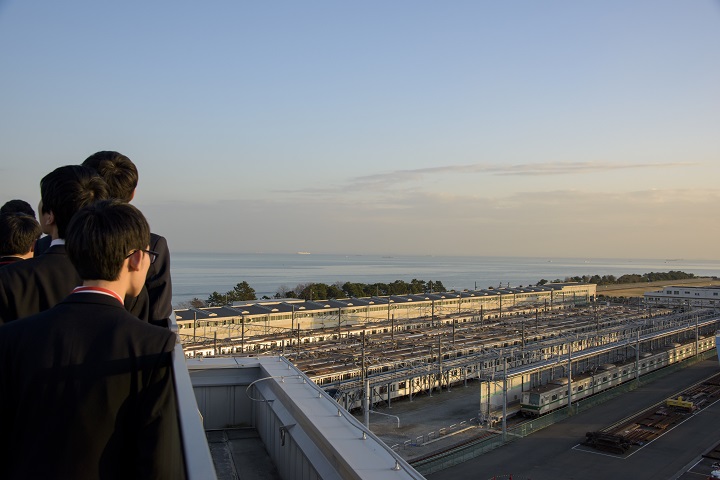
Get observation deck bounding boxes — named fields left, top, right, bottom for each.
left=171, top=318, right=424, bottom=479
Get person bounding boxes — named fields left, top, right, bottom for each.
left=1, top=199, right=50, bottom=257
left=0, top=165, right=109, bottom=324
left=83, top=151, right=173, bottom=326
left=0, top=199, right=36, bottom=217
left=0, top=213, right=41, bottom=266
left=0, top=200, right=185, bottom=479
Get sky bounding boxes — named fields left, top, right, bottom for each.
left=1, top=1, right=719, bottom=259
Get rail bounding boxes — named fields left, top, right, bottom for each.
left=171, top=340, right=217, bottom=479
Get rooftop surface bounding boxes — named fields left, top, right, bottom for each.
left=186, top=356, right=425, bottom=480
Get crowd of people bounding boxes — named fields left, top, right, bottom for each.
left=0, top=152, right=185, bottom=479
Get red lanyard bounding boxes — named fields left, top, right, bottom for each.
left=72, top=286, right=124, bottom=305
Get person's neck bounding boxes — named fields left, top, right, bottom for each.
left=83, top=280, right=127, bottom=299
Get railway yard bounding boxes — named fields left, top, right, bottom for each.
left=427, top=359, right=720, bottom=480
left=580, top=372, right=720, bottom=455
left=182, top=296, right=720, bottom=476
left=182, top=297, right=720, bottom=418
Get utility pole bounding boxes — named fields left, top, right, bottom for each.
left=431, top=299, right=435, bottom=327
left=502, top=357, right=507, bottom=441
left=362, top=330, right=369, bottom=427
left=438, top=335, right=443, bottom=392
left=567, top=340, right=573, bottom=411
left=241, top=315, right=245, bottom=353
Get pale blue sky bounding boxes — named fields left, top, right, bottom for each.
left=1, top=1, right=719, bottom=258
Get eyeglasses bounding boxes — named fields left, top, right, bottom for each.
left=126, top=249, right=158, bottom=264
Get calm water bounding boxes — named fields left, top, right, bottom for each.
left=169, top=253, right=720, bottom=308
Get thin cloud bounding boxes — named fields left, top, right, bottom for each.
left=351, top=161, right=698, bottom=190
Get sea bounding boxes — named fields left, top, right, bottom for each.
left=169, top=253, right=720, bottom=308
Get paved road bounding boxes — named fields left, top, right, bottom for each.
left=362, top=377, right=496, bottom=461
left=426, top=359, right=720, bottom=480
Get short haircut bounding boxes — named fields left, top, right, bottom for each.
left=82, top=151, right=138, bottom=203
left=40, top=165, right=109, bottom=239
left=66, top=200, right=151, bottom=281
left=1, top=199, right=36, bottom=218
left=0, top=213, right=42, bottom=256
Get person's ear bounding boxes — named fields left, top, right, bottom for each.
left=127, top=250, right=143, bottom=272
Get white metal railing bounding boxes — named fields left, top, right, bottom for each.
left=169, top=316, right=218, bottom=479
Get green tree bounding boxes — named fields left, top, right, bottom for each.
left=388, top=280, right=410, bottom=295
left=426, top=280, right=445, bottom=292
left=275, top=284, right=295, bottom=299
left=410, top=279, right=426, bottom=294
left=207, top=291, right=225, bottom=306
left=298, top=283, right=330, bottom=301
left=231, top=281, right=256, bottom=301
left=342, top=282, right=366, bottom=298
left=326, top=284, right=344, bottom=299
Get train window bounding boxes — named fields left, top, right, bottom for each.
left=399, top=382, right=406, bottom=389
left=551, top=394, right=558, bottom=401
left=613, top=373, right=618, bottom=378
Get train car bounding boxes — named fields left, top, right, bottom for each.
left=520, top=337, right=715, bottom=417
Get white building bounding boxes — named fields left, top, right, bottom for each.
left=644, top=285, right=720, bottom=308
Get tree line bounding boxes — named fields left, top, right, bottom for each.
left=536, top=270, right=696, bottom=286
left=181, top=278, right=447, bottom=308
left=177, top=271, right=699, bottom=308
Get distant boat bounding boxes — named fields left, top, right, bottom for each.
left=296, top=251, right=311, bottom=255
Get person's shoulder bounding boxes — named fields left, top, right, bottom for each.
left=0, top=307, right=53, bottom=338
left=150, top=232, right=168, bottom=250
left=0, top=254, right=42, bottom=277
left=116, top=311, right=177, bottom=348
left=59, top=299, right=176, bottom=351
left=2, top=249, right=70, bottom=277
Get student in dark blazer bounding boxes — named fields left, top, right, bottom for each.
left=83, top=151, right=173, bottom=326
left=0, top=198, right=44, bottom=264
left=0, top=165, right=108, bottom=324
left=0, top=212, right=41, bottom=266
left=0, top=200, right=185, bottom=479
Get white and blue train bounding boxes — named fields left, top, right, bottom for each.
left=520, top=336, right=715, bottom=416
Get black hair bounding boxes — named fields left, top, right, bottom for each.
left=1, top=199, right=36, bottom=218
left=0, top=213, right=42, bottom=256
left=40, top=165, right=109, bottom=238
left=65, top=200, right=151, bottom=281
left=82, top=151, right=138, bottom=203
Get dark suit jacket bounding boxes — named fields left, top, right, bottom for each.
left=0, top=293, right=186, bottom=480
left=125, top=233, right=173, bottom=327
left=0, top=244, right=81, bottom=325
left=34, top=234, right=52, bottom=256
left=0, top=256, right=23, bottom=267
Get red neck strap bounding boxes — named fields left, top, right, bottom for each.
left=72, top=286, right=124, bottom=305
